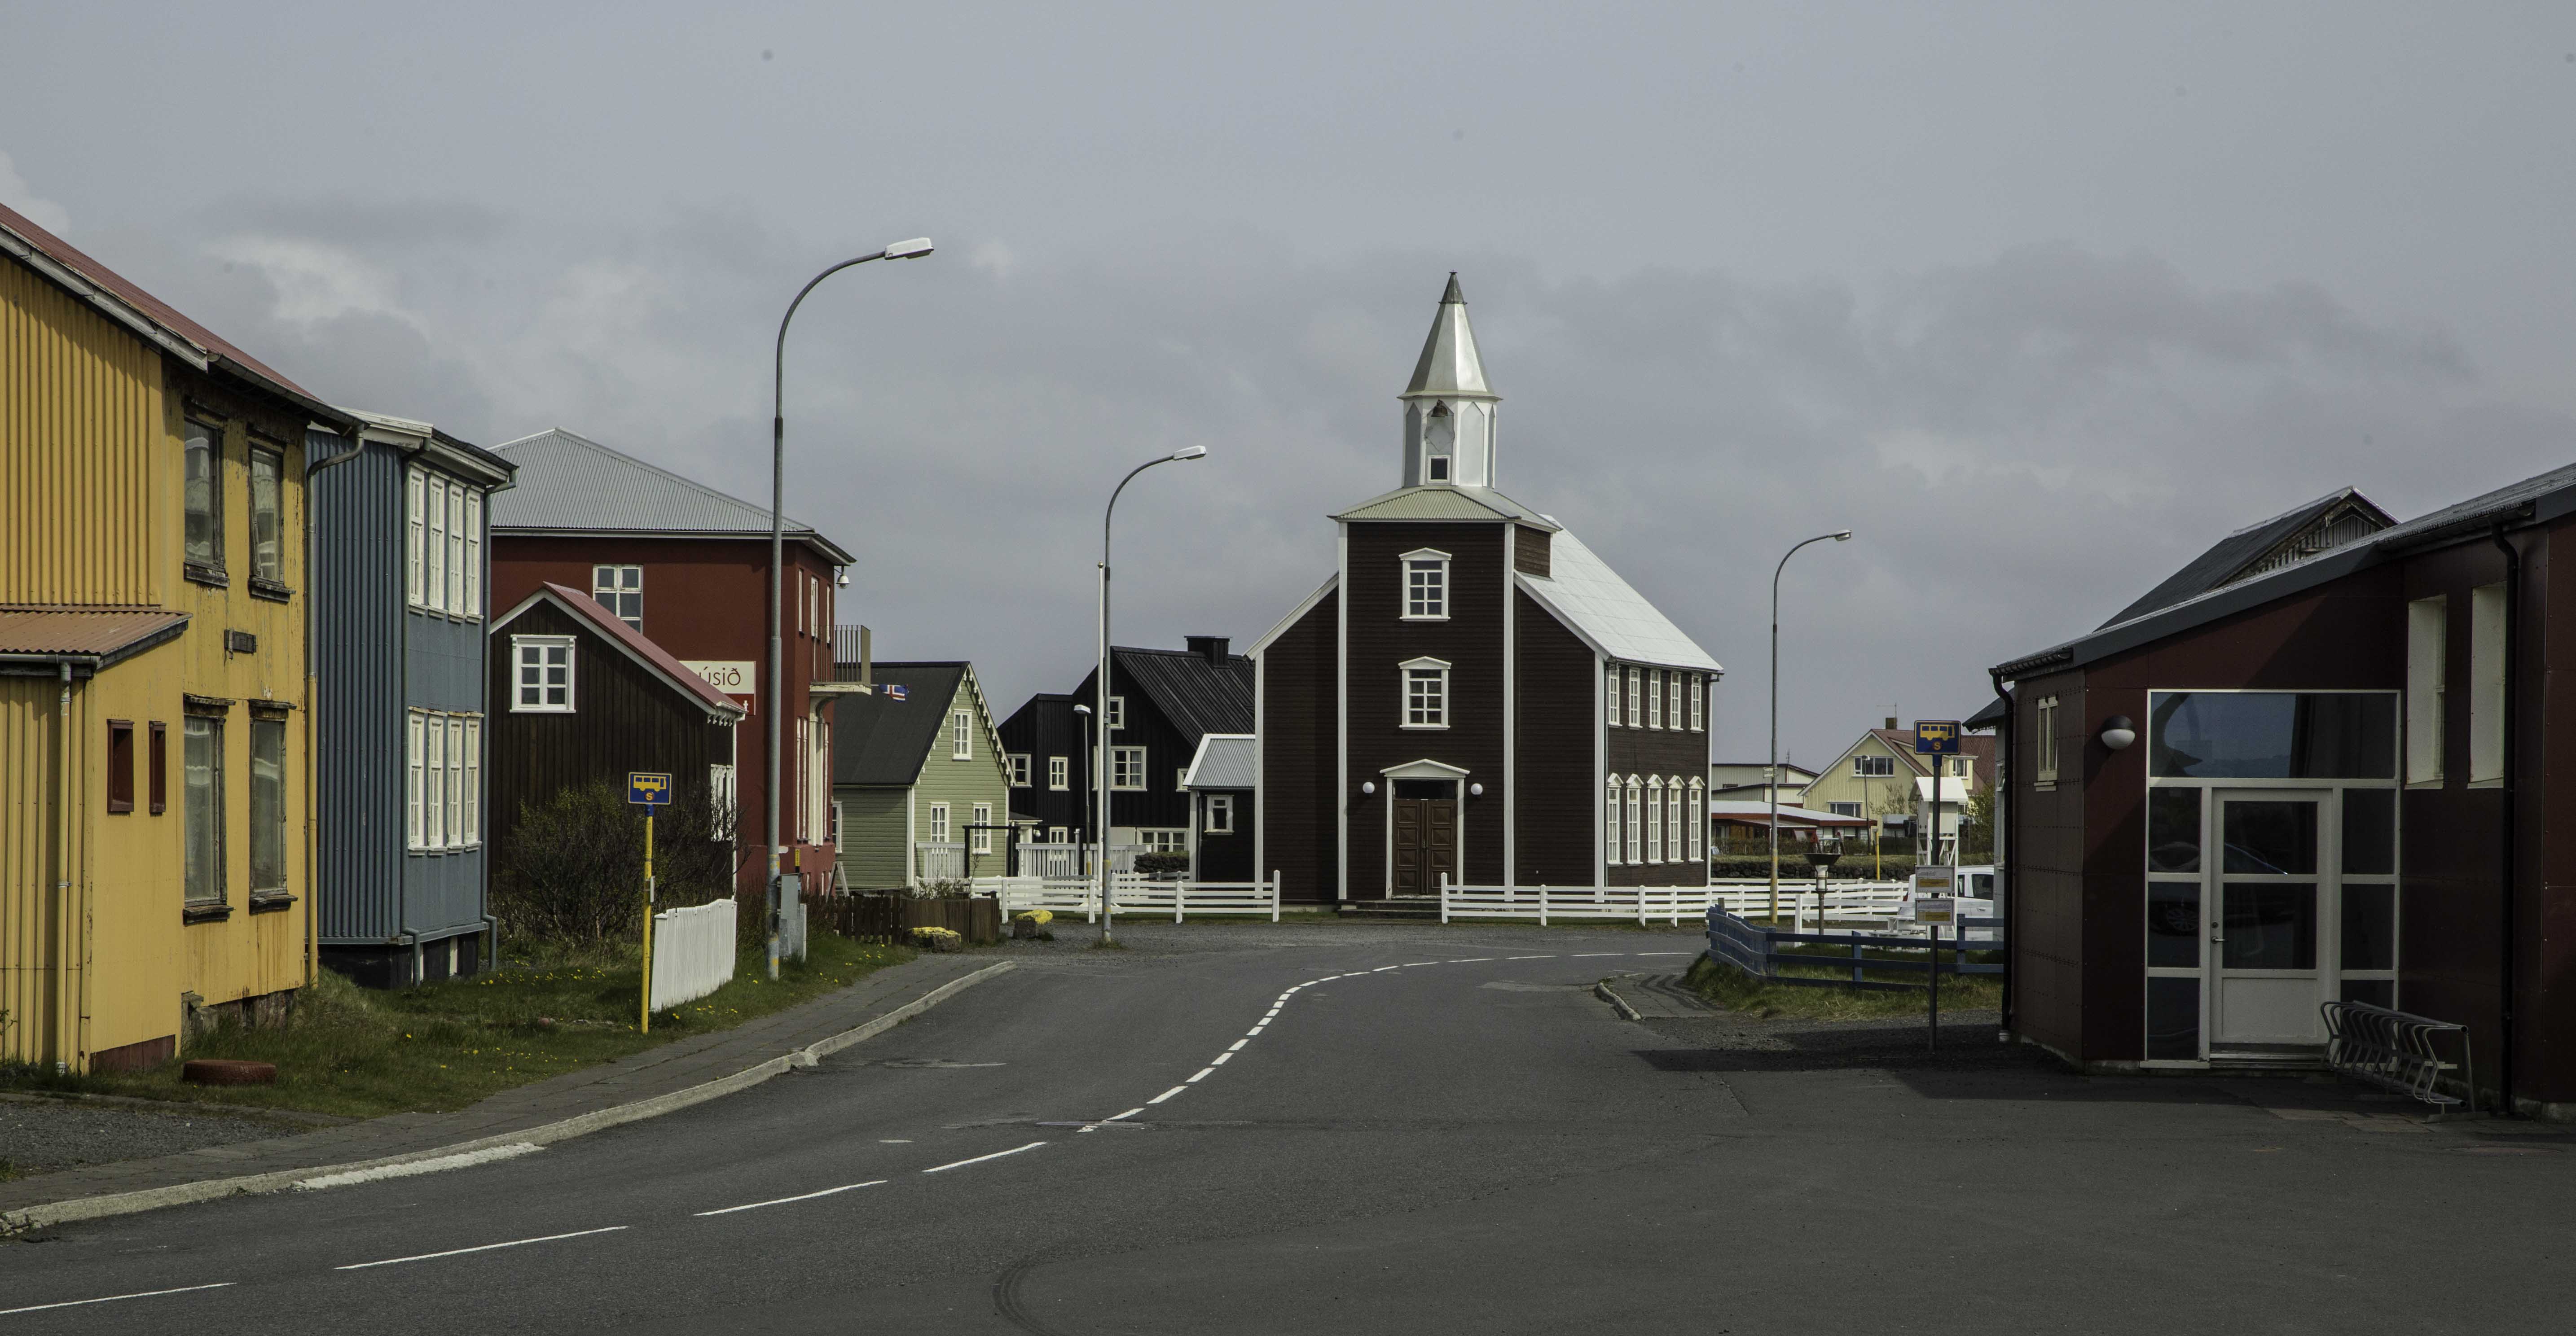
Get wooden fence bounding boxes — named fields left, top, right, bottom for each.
left=801, top=892, right=1005, bottom=946
left=1703, top=907, right=2004, bottom=991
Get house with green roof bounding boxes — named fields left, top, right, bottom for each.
left=830, top=660, right=1015, bottom=889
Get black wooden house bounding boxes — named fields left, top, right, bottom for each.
left=999, top=637, right=1253, bottom=857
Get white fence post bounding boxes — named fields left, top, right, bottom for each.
left=1270, top=871, right=1282, bottom=922
left=1439, top=873, right=1451, bottom=923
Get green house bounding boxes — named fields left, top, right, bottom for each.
left=830, top=661, right=1015, bottom=889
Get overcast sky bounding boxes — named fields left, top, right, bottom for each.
left=6, top=3, right=2572, bottom=768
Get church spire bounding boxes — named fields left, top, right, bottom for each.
left=1400, top=273, right=1500, bottom=488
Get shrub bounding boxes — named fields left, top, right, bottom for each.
left=1709, top=854, right=1917, bottom=880
left=1135, top=851, right=1190, bottom=879
left=494, top=778, right=738, bottom=950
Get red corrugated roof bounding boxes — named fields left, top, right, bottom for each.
left=538, top=583, right=744, bottom=717
left=0, top=607, right=189, bottom=658
left=0, top=199, right=317, bottom=402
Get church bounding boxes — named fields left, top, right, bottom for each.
left=1250, top=276, right=1723, bottom=904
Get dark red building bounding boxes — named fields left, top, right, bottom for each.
left=489, top=429, right=852, bottom=897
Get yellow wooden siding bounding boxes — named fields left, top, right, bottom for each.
left=0, top=257, right=163, bottom=606
left=0, top=675, right=82, bottom=1066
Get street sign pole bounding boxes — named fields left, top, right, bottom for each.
left=628, top=772, right=674, bottom=1034
left=1910, top=723, right=1961, bottom=1052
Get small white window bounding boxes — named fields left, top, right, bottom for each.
left=971, top=802, right=994, bottom=854
left=1048, top=826, right=1068, bottom=844
left=1402, top=549, right=1451, bottom=620
left=2034, top=696, right=2060, bottom=788
left=1624, top=778, right=1643, bottom=864
left=1645, top=776, right=1665, bottom=863
left=1606, top=778, right=1623, bottom=866
left=445, top=481, right=466, bottom=614
left=1690, top=675, right=1705, bottom=732
left=462, top=490, right=483, bottom=618
left=1688, top=780, right=1706, bottom=860
left=1665, top=779, right=1684, bottom=863
left=928, top=802, right=950, bottom=843
left=1606, top=664, right=1622, bottom=728
left=1668, top=674, right=1683, bottom=731
left=1048, top=756, right=1069, bottom=790
left=1111, top=746, right=1147, bottom=790
left=1402, top=657, right=1450, bottom=729
left=424, top=477, right=447, bottom=613
left=1206, top=793, right=1235, bottom=833
left=405, top=468, right=426, bottom=606
left=592, top=565, right=643, bottom=630
left=710, top=764, right=737, bottom=841
left=1855, top=754, right=1895, bottom=778
left=513, top=636, right=576, bottom=712
left=423, top=714, right=446, bottom=849
left=1106, top=696, right=1125, bottom=731
left=1626, top=668, right=1641, bottom=728
left=2471, top=583, right=2506, bottom=784
left=445, top=715, right=466, bottom=848
left=406, top=710, right=425, bottom=850
left=1648, top=670, right=1664, bottom=729
left=462, top=717, right=481, bottom=845
left=951, top=710, right=973, bottom=760
left=1008, top=754, right=1031, bottom=786
left=2406, top=596, right=2445, bottom=784
left=1178, top=768, right=1190, bottom=792
left=1828, top=801, right=1863, bottom=818
left=831, top=799, right=843, bottom=846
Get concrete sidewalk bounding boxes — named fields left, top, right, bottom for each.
left=0, top=953, right=1010, bottom=1233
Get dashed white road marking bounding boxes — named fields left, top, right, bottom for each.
left=1571, top=952, right=1623, bottom=958
left=1373, top=965, right=1401, bottom=972
left=696, top=1180, right=886, bottom=1216
left=1506, top=955, right=1556, bottom=960
left=1148, top=1085, right=1188, bottom=1104
left=1186, top=1066, right=1216, bottom=1082
left=923, top=1142, right=1047, bottom=1174
left=1106, top=1107, right=1146, bottom=1121
left=1448, top=958, right=1495, bottom=964
left=1635, top=951, right=1692, bottom=956
left=337, top=1226, right=629, bottom=1271
left=880, top=1139, right=914, bottom=1143
left=0, top=1283, right=237, bottom=1317
left=1228, top=1038, right=1249, bottom=1051
left=1210, top=1052, right=1232, bottom=1065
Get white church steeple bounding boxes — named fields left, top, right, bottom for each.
left=1400, top=273, right=1499, bottom=488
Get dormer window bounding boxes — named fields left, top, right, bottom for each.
left=1402, top=549, right=1450, bottom=620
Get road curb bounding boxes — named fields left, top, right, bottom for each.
left=1593, top=978, right=1644, bottom=1022
left=0, top=960, right=1013, bottom=1235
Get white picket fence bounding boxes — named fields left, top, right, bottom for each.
left=1011, top=842, right=1148, bottom=878
left=649, top=897, right=738, bottom=1011
left=1438, top=877, right=1912, bottom=926
left=971, top=872, right=1283, bottom=922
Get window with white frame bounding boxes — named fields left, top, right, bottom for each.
left=831, top=799, right=843, bottom=846
left=462, top=490, right=482, bottom=617
left=1828, top=801, right=1863, bottom=818
left=1048, top=826, right=1068, bottom=844
left=1402, top=549, right=1451, bottom=620
left=1645, top=776, right=1664, bottom=862
left=444, top=480, right=466, bottom=613
left=1206, top=793, right=1234, bottom=833
left=592, top=565, right=643, bottom=630
left=1854, top=754, right=1895, bottom=778
left=2406, top=596, right=2444, bottom=784
left=710, top=763, right=736, bottom=841
left=1665, top=779, right=1684, bottom=863
left=513, top=636, right=575, bottom=712
left=1667, top=674, right=1683, bottom=731
left=1106, top=696, right=1125, bottom=730
left=183, top=716, right=223, bottom=901
left=400, top=709, right=484, bottom=853
left=1690, top=675, right=1704, bottom=732
left=1007, top=754, right=1031, bottom=786
left=250, top=446, right=285, bottom=586
left=1606, top=778, right=1624, bottom=865
left=1606, top=664, right=1622, bottom=727
left=2035, top=696, right=2060, bottom=788
left=2471, top=584, right=2506, bottom=784
left=951, top=709, right=973, bottom=760
left=1687, top=779, right=1706, bottom=860
left=1111, top=746, right=1146, bottom=790
left=1177, top=768, right=1190, bottom=792
left=424, top=470, right=447, bottom=612
left=444, top=715, right=466, bottom=847
left=971, top=802, right=994, bottom=854
left=928, top=802, right=951, bottom=843
left=423, top=714, right=445, bottom=849
left=406, top=713, right=425, bottom=849
left=1403, top=657, right=1450, bottom=729
left=1626, top=668, right=1641, bottom=728
left=1648, top=670, right=1664, bottom=729
left=1048, top=756, right=1069, bottom=790
left=1624, top=778, right=1644, bottom=864
left=405, top=468, right=425, bottom=604
left=1138, top=828, right=1189, bottom=853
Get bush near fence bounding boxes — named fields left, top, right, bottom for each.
left=1708, top=854, right=1919, bottom=880
left=803, top=892, right=1002, bottom=945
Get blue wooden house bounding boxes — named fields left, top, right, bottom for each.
left=310, top=411, right=517, bottom=987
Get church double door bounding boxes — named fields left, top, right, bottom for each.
left=1390, top=780, right=1459, bottom=896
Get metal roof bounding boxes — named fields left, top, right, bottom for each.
left=1402, top=273, right=1496, bottom=401
left=1079, top=646, right=1254, bottom=747
left=492, top=583, right=744, bottom=720
left=1331, top=484, right=1559, bottom=529
left=487, top=428, right=855, bottom=565
left=1182, top=734, right=1257, bottom=790
left=0, top=608, right=189, bottom=667
left=2098, top=486, right=2391, bottom=627
left=1996, top=459, right=2576, bottom=680
left=832, top=662, right=970, bottom=785
left=1516, top=529, right=1721, bottom=673
left=341, top=409, right=515, bottom=487
left=1708, top=802, right=1870, bottom=827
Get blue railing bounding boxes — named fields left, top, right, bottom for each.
left=1704, top=907, right=2003, bottom=992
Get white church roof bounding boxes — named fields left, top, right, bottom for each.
left=1402, top=273, right=1496, bottom=400
left=1517, top=529, right=1723, bottom=674
left=1331, top=483, right=1559, bottom=529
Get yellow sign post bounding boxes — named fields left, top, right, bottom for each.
left=629, top=772, right=674, bottom=1034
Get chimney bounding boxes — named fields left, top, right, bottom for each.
left=1186, top=635, right=1229, bottom=664
left=1885, top=716, right=1898, bottom=731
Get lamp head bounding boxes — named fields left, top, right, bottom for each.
left=2100, top=714, right=2137, bottom=751
left=1833, top=530, right=1853, bottom=541
left=881, top=237, right=934, bottom=260
left=1073, top=703, right=1092, bottom=715
left=1170, top=445, right=1209, bottom=461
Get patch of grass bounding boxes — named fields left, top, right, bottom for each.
left=2, top=933, right=909, bottom=1121
left=1683, top=953, right=2003, bottom=1021
left=1088, top=936, right=1130, bottom=950
left=0, top=1157, right=19, bottom=1183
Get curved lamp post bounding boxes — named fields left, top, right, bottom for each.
left=767, top=237, right=933, bottom=980
left=1772, top=527, right=1855, bottom=926
left=1096, top=446, right=1209, bottom=944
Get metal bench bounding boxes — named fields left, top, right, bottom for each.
left=2321, top=1001, right=2473, bottom=1112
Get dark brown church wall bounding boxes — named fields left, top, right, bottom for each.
left=1258, top=591, right=1339, bottom=902
left=1345, top=521, right=1508, bottom=892
left=1604, top=679, right=1712, bottom=888
left=1514, top=591, right=1597, bottom=885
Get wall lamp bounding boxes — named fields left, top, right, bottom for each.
left=1361, top=781, right=1376, bottom=796
left=2100, top=715, right=2137, bottom=751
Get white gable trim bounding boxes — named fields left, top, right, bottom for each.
left=1249, top=573, right=1340, bottom=659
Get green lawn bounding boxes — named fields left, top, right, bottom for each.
left=1, top=933, right=910, bottom=1120
left=1683, top=952, right=2003, bottom=1021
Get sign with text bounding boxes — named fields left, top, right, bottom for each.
left=1912, top=720, right=1961, bottom=755
left=627, top=772, right=674, bottom=806
left=684, top=661, right=756, bottom=694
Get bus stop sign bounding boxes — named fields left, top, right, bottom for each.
left=628, top=772, right=674, bottom=806
left=1913, top=721, right=1960, bottom=755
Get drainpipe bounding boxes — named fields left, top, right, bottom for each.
left=2490, top=525, right=2521, bottom=1115
left=1987, top=666, right=2015, bottom=1042
left=55, top=661, right=77, bottom=1071
left=304, top=432, right=366, bottom=990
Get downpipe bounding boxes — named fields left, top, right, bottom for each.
left=2490, top=525, right=2520, bottom=1116
left=1987, top=666, right=2014, bottom=1043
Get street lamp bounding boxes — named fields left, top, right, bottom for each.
left=1096, top=446, right=1209, bottom=945
left=1072, top=703, right=1093, bottom=879
left=1769, top=529, right=1852, bottom=927
left=766, top=237, right=933, bottom=981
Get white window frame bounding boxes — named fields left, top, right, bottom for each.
left=1606, top=664, right=1622, bottom=728
left=1111, top=746, right=1147, bottom=791
left=1626, top=668, right=1641, bottom=728
left=512, top=635, right=576, bottom=713
left=1690, top=675, right=1705, bottom=732
left=423, top=714, right=446, bottom=850
left=1624, top=778, right=1644, bottom=864
left=2406, top=596, right=2444, bottom=785
left=1644, top=776, right=1664, bottom=863
left=928, top=802, right=951, bottom=844
left=592, top=564, right=643, bottom=631
left=1606, top=778, right=1624, bottom=865
left=444, top=715, right=466, bottom=848
left=2034, top=696, right=2060, bottom=789
left=1178, top=768, right=1190, bottom=793
left=971, top=802, right=994, bottom=854
left=423, top=472, right=447, bottom=613
left=462, top=716, right=481, bottom=845
left=1648, top=670, right=1664, bottom=729
left=462, top=489, right=482, bottom=618
left=1828, top=801, right=1863, bottom=818
left=1855, top=754, right=1895, bottom=778
left=1008, top=753, right=1032, bottom=787
left=2471, top=584, right=2506, bottom=785
left=1048, top=826, right=1069, bottom=845
left=951, top=709, right=973, bottom=760
left=1106, top=696, right=1125, bottom=731
left=1688, top=779, right=1706, bottom=860
left=444, top=480, right=466, bottom=614
left=405, top=467, right=426, bottom=606
left=1665, top=778, right=1684, bottom=863
left=1402, top=548, right=1451, bottom=621
left=1206, top=793, right=1235, bottom=834
left=710, top=763, right=737, bottom=842
left=1402, top=657, right=1451, bottom=730
left=1668, top=674, right=1683, bottom=732
left=406, top=711, right=426, bottom=850
left=1048, top=756, right=1069, bottom=790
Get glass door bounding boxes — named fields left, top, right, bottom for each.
left=2210, top=789, right=2326, bottom=1047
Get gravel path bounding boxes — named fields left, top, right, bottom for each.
left=0, top=1096, right=309, bottom=1179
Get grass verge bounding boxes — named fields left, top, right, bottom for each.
left=1682, top=953, right=2003, bottom=1021
left=0, top=933, right=910, bottom=1121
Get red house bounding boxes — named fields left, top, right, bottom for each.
left=488, top=429, right=853, bottom=896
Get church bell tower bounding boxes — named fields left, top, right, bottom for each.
left=1400, top=273, right=1499, bottom=489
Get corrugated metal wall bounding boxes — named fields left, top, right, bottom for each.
left=0, top=675, right=78, bottom=1066
left=0, top=258, right=160, bottom=605
left=313, top=431, right=404, bottom=943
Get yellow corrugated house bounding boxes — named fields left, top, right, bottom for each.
left=2, top=200, right=352, bottom=1072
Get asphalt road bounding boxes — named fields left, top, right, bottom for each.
left=6, top=923, right=2574, bottom=1334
